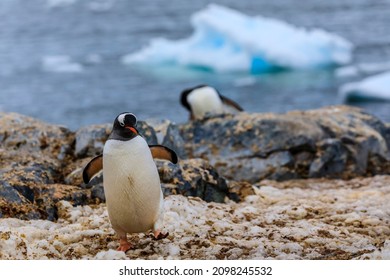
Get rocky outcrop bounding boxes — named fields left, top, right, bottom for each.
left=0, top=113, right=87, bottom=220
left=1, top=106, right=390, bottom=221
left=66, top=158, right=241, bottom=204
left=179, top=106, right=390, bottom=182
left=0, top=113, right=236, bottom=220
left=157, top=159, right=232, bottom=203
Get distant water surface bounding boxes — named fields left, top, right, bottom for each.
left=1, top=0, right=390, bottom=129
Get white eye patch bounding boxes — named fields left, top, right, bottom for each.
left=117, top=113, right=137, bottom=127
left=117, top=113, right=127, bottom=126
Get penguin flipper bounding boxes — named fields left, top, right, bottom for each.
left=149, top=145, right=178, bottom=164
left=82, top=154, right=103, bottom=184
left=220, top=95, right=244, bottom=112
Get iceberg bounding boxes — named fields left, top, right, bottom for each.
left=123, top=4, right=353, bottom=73
left=339, top=71, right=390, bottom=102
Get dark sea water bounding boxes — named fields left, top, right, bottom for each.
left=1, top=0, right=390, bottom=130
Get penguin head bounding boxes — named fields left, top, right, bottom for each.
left=110, top=112, right=139, bottom=140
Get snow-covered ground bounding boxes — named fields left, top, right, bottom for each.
left=1, top=176, right=389, bottom=260
left=123, top=4, right=352, bottom=73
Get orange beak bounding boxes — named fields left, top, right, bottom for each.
left=125, top=126, right=138, bottom=134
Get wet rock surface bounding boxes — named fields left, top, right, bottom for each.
left=179, top=106, right=390, bottom=182
left=158, top=159, right=231, bottom=203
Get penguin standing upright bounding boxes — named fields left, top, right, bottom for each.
left=180, top=84, right=243, bottom=120
left=83, top=112, right=177, bottom=252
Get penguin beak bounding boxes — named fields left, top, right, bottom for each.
left=125, top=126, right=138, bottom=134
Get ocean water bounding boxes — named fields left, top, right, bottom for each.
left=1, top=0, right=390, bottom=130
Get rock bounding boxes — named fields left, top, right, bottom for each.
left=179, top=106, right=390, bottom=182
left=137, top=121, right=158, bottom=145
left=0, top=164, right=91, bottom=220
left=147, top=119, right=188, bottom=159
left=0, top=191, right=41, bottom=220
left=162, top=123, right=187, bottom=159
left=145, top=118, right=170, bottom=144
left=157, top=158, right=230, bottom=203
left=226, top=180, right=256, bottom=202
left=33, top=184, right=90, bottom=221
left=0, top=113, right=92, bottom=220
left=91, top=184, right=105, bottom=203
left=214, top=150, right=296, bottom=182
left=74, top=124, right=111, bottom=158
left=309, top=139, right=348, bottom=178
left=0, top=112, right=74, bottom=161
left=2, top=106, right=390, bottom=222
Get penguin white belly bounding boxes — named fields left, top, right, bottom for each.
left=187, top=88, right=224, bottom=118
left=103, top=136, right=162, bottom=234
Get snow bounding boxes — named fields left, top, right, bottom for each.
left=42, top=55, right=84, bottom=73
left=123, top=4, right=353, bottom=73
left=1, top=176, right=389, bottom=260
left=94, top=249, right=127, bottom=260
left=339, top=71, right=390, bottom=101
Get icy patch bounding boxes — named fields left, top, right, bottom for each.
left=123, top=4, right=353, bottom=73
left=168, top=244, right=181, bottom=257
left=362, top=240, right=390, bottom=259
left=339, top=71, right=390, bottom=101
left=94, top=250, right=126, bottom=260
left=42, top=55, right=84, bottom=73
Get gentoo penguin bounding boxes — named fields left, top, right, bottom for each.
left=82, top=112, right=178, bottom=252
left=180, top=84, right=243, bottom=120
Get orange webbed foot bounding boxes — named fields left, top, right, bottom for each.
left=117, top=237, right=132, bottom=252
left=153, top=230, right=169, bottom=240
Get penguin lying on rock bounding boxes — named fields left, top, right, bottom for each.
left=83, top=112, right=178, bottom=252
left=180, top=84, right=243, bottom=120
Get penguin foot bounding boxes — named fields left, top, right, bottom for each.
left=152, top=230, right=169, bottom=240
left=117, top=237, right=132, bottom=252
